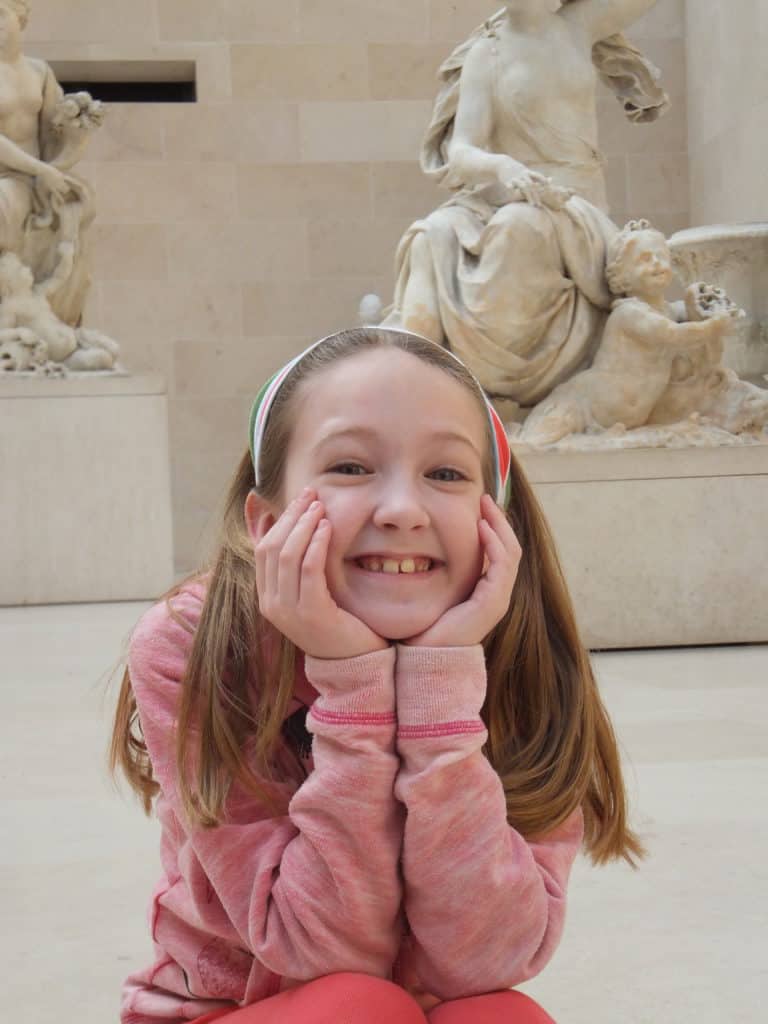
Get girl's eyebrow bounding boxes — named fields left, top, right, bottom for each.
left=312, top=426, right=481, bottom=457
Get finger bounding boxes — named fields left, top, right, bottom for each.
left=478, top=519, right=520, bottom=594
left=258, top=490, right=315, bottom=596
left=298, top=517, right=333, bottom=608
left=258, top=488, right=314, bottom=553
left=480, top=495, right=522, bottom=559
left=275, top=501, right=325, bottom=607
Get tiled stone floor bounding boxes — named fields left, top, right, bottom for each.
left=2, top=601, right=765, bottom=1024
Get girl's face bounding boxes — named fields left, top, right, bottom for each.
left=277, top=348, right=490, bottom=641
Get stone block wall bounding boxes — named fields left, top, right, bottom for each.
left=685, top=0, right=767, bottom=225
left=26, top=0, right=689, bottom=571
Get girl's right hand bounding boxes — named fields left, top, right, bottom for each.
left=249, top=489, right=390, bottom=661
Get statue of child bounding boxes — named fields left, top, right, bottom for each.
left=0, top=249, right=119, bottom=372
left=520, top=221, right=750, bottom=445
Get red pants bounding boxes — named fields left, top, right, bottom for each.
left=195, top=973, right=554, bottom=1023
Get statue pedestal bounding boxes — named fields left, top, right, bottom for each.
left=519, top=445, right=768, bottom=648
left=0, top=374, right=174, bottom=605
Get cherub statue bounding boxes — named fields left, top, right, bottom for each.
left=0, top=250, right=119, bottom=373
left=520, top=221, right=768, bottom=444
left=0, top=1, right=104, bottom=326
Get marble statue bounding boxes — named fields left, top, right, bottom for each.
left=359, top=293, right=385, bottom=327
left=671, top=223, right=768, bottom=381
left=520, top=222, right=768, bottom=443
left=382, top=0, right=669, bottom=406
left=0, top=1, right=104, bottom=334
left=0, top=250, right=119, bottom=372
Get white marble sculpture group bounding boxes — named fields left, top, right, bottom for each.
left=380, top=0, right=768, bottom=446
left=0, top=0, right=119, bottom=375
left=3, top=0, right=765, bottom=436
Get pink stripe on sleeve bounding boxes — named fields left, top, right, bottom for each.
left=310, top=708, right=397, bottom=727
left=397, top=721, right=487, bottom=739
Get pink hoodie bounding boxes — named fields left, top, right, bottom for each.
left=121, top=580, right=583, bottom=1023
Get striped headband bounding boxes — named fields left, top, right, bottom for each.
left=249, top=330, right=512, bottom=506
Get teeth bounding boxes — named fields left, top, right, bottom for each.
left=358, top=557, right=433, bottom=574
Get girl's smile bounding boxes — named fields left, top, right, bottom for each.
left=275, top=347, right=490, bottom=640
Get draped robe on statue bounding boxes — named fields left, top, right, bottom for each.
left=389, top=187, right=618, bottom=408
left=384, top=13, right=668, bottom=407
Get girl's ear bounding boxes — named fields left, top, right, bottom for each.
left=244, top=490, right=276, bottom=542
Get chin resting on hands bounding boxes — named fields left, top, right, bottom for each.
left=247, top=488, right=389, bottom=661
left=403, top=495, right=521, bottom=649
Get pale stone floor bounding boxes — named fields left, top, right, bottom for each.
left=2, top=601, right=766, bottom=1024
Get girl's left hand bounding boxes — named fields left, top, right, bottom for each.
left=404, top=494, right=521, bottom=648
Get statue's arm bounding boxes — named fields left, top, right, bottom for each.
left=0, top=131, right=53, bottom=179
left=610, top=301, right=676, bottom=346
left=38, top=61, right=64, bottom=165
left=447, top=38, right=526, bottom=189
left=620, top=302, right=724, bottom=352
left=0, top=64, right=70, bottom=194
left=667, top=315, right=728, bottom=351
left=561, top=0, right=659, bottom=43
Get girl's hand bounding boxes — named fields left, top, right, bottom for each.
left=403, top=495, right=521, bottom=649
left=249, top=489, right=389, bottom=661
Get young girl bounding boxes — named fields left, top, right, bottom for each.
left=111, top=327, right=643, bottom=1024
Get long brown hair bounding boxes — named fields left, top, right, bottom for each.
left=111, top=327, right=644, bottom=864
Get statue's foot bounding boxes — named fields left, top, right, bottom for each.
left=63, top=348, right=117, bottom=371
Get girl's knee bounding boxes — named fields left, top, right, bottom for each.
left=429, top=988, right=555, bottom=1024
left=314, top=973, right=427, bottom=1023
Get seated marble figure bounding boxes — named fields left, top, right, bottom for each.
left=521, top=222, right=768, bottom=443
left=384, top=0, right=670, bottom=407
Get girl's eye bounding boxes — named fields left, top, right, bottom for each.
left=327, top=462, right=368, bottom=476
left=428, top=467, right=466, bottom=482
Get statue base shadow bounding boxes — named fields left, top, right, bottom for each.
left=0, top=373, right=174, bottom=605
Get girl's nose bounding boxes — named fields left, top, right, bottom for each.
left=372, top=481, right=430, bottom=531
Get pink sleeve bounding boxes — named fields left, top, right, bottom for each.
left=392, top=644, right=584, bottom=1000
left=128, top=593, right=404, bottom=987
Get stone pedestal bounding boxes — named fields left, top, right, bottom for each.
left=519, top=445, right=768, bottom=649
left=670, top=223, right=768, bottom=379
left=0, top=375, right=174, bottom=605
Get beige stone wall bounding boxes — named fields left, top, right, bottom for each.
left=26, top=0, right=689, bottom=572
left=600, top=0, right=689, bottom=236
left=685, top=0, right=767, bottom=225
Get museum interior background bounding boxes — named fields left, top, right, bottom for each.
left=24, top=0, right=727, bottom=566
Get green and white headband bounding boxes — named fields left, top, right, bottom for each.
left=248, top=330, right=512, bottom=506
